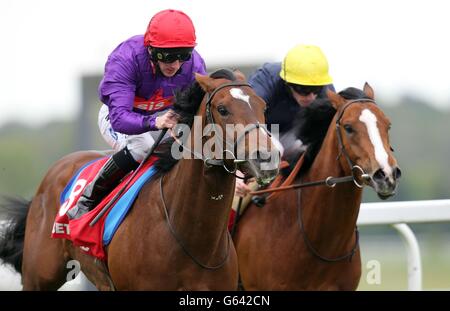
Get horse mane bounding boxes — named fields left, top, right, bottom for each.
left=281, top=98, right=336, bottom=176
left=153, top=69, right=237, bottom=174
left=338, top=87, right=372, bottom=101
left=281, top=86, right=373, bottom=176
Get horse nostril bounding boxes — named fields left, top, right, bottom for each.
left=394, top=167, right=402, bottom=180
left=373, top=169, right=386, bottom=182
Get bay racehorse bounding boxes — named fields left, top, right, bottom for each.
left=233, top=84, right=401, bottom=290
left=0, top=69, right=280, bottom=290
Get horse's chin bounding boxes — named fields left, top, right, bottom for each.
left=377, top=192, right=395, bottom=200
left=369, top=179, right=398, bottom=200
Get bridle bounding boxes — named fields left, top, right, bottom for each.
left=160, top=80, right=271, bottom=270
left=251, top=98, right=378, bottom=263
left=300, top=98, right=379, bottom=262
left=294, top=98, right=376, bottom=263
left=174, top=81, right=271, bottom=175
left=251, top=98, right=376, bottom=196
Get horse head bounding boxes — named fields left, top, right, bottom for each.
left=326, top=83, right=402, bottom=199
left=193, top=69, right=281, bottom=185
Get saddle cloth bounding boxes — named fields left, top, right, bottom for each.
left=51, top=156, right=158, bottom=260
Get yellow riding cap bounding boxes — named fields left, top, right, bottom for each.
left=280, top=44, right=333, bottom=86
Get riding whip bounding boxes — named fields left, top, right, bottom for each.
left=89, top=128, right=168, bottom=227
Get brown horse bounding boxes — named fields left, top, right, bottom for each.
left=0, top=69, right=280, bottom=290
left=233, top=84, right=401, bottom=290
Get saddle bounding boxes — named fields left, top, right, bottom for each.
left=52, top=156, right=159, bottom=260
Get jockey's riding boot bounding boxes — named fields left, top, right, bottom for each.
left=67, top=147, right=139, bottom=220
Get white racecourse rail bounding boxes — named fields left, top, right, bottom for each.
left=358, top=199, right=450, bottom=291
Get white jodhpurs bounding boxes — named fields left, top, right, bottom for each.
left=98, top=104, right=159, bottom=162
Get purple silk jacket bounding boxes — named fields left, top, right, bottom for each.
left=98, top=35, right=207, bottom=135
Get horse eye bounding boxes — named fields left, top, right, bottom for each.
left=217, top=105, right=229, bottom=116
left=390, top=146, right=395, bottom=152
left=343, top=124, right=354, bottom=134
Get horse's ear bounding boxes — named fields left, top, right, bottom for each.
left=363, top=82, right=375, bottom=99
left=326, top=88, right=346, bottom=110
left=195, top=73, right=215, bottom=93
left=233, top=69, right=247, bottom=82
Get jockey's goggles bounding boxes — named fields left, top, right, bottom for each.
left=150, top=47, right=193, bottom=63
left=289, top=83, right=323, bottom=96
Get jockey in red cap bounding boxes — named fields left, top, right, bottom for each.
left=68, top=9, right=206, bottom=219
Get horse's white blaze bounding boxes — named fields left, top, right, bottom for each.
left=359, top=109, right=392, bottom=176
left=230, top=88, right=251, bottom=108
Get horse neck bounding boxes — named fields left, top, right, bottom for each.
left=162, top=130, right=235, bottom=254
left=300, top=120, right=362, bottom=245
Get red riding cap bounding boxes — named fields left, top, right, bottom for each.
left=144, top=9, right=197, bottom=48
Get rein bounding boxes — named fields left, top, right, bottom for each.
left=89, top=129, right=168, bottom=227
left=251, top=174, right=356, bottom=195
left=296, top=188, right=359, bottom=262
left=159, top=174, right=231, bottom=270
